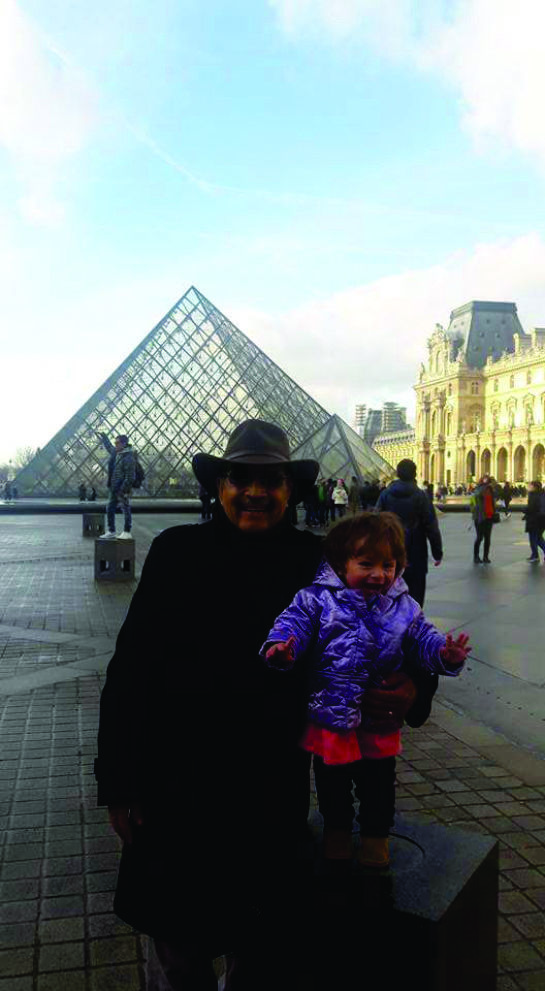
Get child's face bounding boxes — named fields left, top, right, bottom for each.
left=343, top=538, right=398, bottom=596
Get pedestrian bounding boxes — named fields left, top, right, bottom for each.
left=470, top=474, right=498, bottom=564
left=262, top=511, right=469, bottom=870
left=97, top=433, right=137, bottom=540
left=333, top=478, right=348, bottom=518
left=88, top=487, right=97, bottom=502
left=78, top=483, right=87, bottom=502
left=198, top=483, right=213, bottom=521
left=304, top=482, right=319, bottom=527
left=95, top=419, right=436, bottom=991
left=316, top=478, right=329, bottom=527
left=502, top=481, right=513, bottom=517
left=4, top=481, right=12, bottom=503
left=522, top=480, right=545, bottom=563
left=348, top=476, right=360, bottom=515
left=327, top=477, right=337, bottom=523
left=376, top=459, right=442, bottom=607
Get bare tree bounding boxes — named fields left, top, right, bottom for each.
left=12, top=446, right=37, bottom=470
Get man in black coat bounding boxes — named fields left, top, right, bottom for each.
left=376, top=459, right=443, bottom=608
left=96, top=422, right=435, bottom=991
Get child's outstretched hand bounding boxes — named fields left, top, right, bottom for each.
left=265, top=636, right=296, bottom=668
left=440, top=632, right=470, bottom=669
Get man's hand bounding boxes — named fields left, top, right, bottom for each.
left=361, top=671, right=418, bottom=731
left=265, top=636, right=296, bottom=668
left=440, top=632, right=470, bottom=669
left=108, top=804, right=143, bottom=844
left=434, top=559, right=442, bottom=567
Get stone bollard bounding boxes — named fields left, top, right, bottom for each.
left=94, top=538, right=135, bottom=582
left=308, top=815, right=498, bottom=991
left=83, top=513, right=105, bottom=538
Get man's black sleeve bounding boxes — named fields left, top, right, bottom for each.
left=420, top=492, right=443, bottom=562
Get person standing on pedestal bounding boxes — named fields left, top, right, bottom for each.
left=98, top=433, right=136, bottom=540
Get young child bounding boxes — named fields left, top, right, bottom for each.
left=261, top=512, right=470, bottom=868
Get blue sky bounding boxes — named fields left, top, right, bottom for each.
left=2, top=0, right=545, bottom=462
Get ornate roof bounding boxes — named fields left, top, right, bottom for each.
left=446, top=301, right=528, bottom=369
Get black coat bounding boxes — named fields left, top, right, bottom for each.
left=96, top=514, right=324, bottom=947
left=523, top=491, right=545, bottom=533
left=376, top=480, right=443, bottom=574
left=95, top=511, right=437, bottom=949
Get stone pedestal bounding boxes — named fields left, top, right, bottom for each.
left=83, top=513, right=105, bottom=538
left=94, top=538, right=135, bottom=582
left=309, top=815, right=498, bottom=991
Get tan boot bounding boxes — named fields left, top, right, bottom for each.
left=357, top=835, right=390, bottom=868
left=322, top=827, right=353, bottom=860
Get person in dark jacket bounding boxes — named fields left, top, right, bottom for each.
left=522, top=480, right=545, bottom=562
left=502, top=481, right=513, bottom=517
left=376, top=459, right=443, bottom=607
left=95, top=420, right=438, bottom=991
left=97, top=432, right=137, bottom=540
left=198, top=483, right=213, bottom=520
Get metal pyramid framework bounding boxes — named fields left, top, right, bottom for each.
left=16, top=286, right=391, bottom=497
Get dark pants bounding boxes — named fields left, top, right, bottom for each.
left=313, top=755, right=396, bottom=837
left=148, top=933, right=313, bottom=991
left=107, top=489, right=131, bottom=532
left=474, top=519, right=493, bottom=560
left=528, top=530, right=545, bottom=558
left=200, top=496, right=212, bottom=520
left=403, top=567, right=426, bottom=607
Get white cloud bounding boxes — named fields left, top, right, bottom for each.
left=232, top=233, right=545, bottom=428
left=3, top=234, right=545, bottom=460
left=420, top=0, right=545, bottom=161
left=270, top=0, right=545, bottom=165
left=0, top=0, right=96, bottom=224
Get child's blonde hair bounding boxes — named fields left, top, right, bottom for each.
left=324, top=511, right=407, bottom=577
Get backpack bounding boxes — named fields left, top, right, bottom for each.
left=133, top=457, right=145, bottom=489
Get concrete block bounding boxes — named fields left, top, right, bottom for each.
left=94, top=540, right=135, bottom=582
left=82, top=514, right=105, bottom=538
left=310, top=815, right=498, bottom=991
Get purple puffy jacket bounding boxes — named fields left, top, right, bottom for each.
left=261, top=562, right=461, bottom=732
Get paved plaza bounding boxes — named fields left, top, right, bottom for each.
left=0, top=509, right=544, bottom=989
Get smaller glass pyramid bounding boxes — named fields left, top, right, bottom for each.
left=293, top=415, right=390, bottom=483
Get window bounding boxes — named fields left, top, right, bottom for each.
left=494, top=379, right=499, bottom=392
left=471, top=381, right=479, bottom=395
left=527, top=370, right=532, bottom=384
left=509, top=375, right=515, bottom=388
left=448, top=383, right=453, bottom=395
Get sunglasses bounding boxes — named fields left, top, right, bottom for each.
left=224, top=468, right=290, bottom=490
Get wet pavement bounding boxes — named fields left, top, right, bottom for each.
left=0, top=510, right=544, bottom=990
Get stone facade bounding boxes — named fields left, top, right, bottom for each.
left=373, top=427, right=416, bottom=475
left=373, top=300, right=545, bottom=485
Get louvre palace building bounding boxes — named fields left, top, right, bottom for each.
left=373, top=300, right=545, bottom=486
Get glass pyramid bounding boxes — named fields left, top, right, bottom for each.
left=292, top=414, right=391, bottom=483
left=16, top=286, right=390, bottom=497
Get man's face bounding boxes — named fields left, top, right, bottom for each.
left=218, top=465, right=292, bottom=532
left=115, top=437, right=126, bottom=452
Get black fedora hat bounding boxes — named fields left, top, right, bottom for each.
left=192, top=419, right=319, bottom=493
